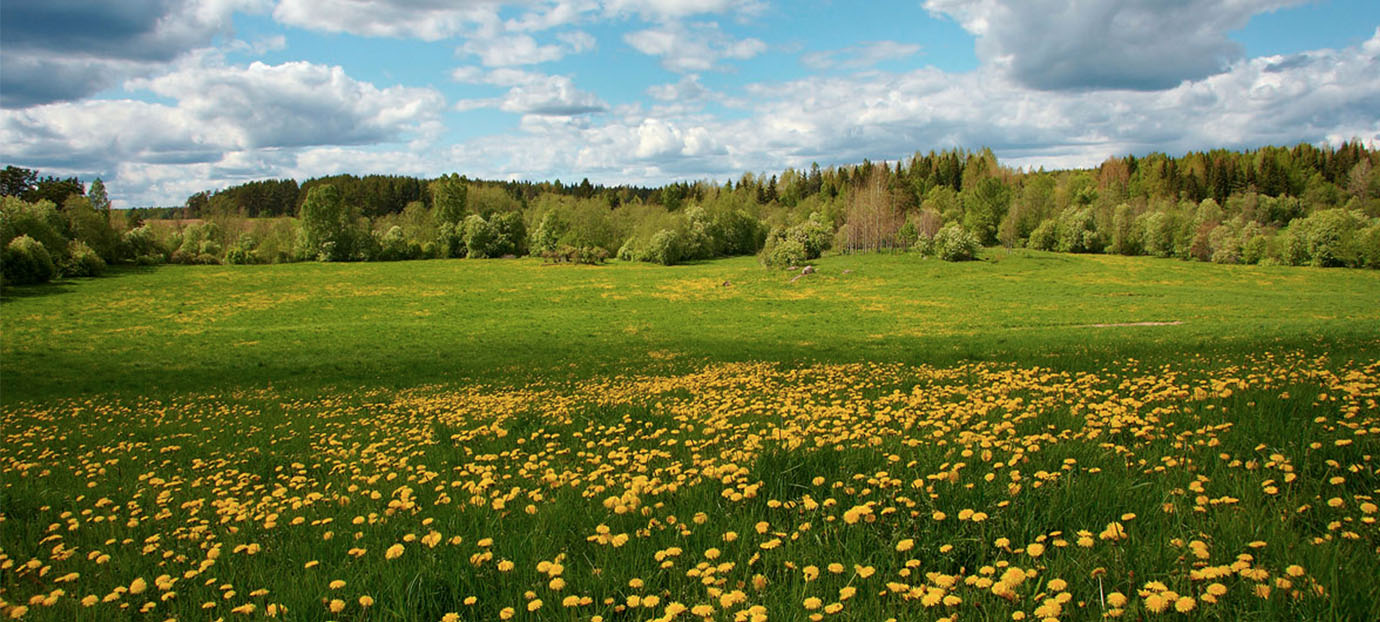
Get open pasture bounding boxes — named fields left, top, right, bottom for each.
left=2, top=252, right=1379, bottom=621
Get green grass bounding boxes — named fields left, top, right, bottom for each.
left=3, top=249, right=1378, bottom=402
left=2, top=251, right=1378, bottom=622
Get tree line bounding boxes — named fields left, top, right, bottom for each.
left=2, top=142, right=1378, bottom=286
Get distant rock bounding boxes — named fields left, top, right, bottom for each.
left=721, top=280, right=732, bottom=287
left=787, top=265, right=798, bottom=271
left=789, top=274, right=802, bottom=283
left=842, top=269, right=853, bottom=274
left=801, top=265, right=815, bottom=275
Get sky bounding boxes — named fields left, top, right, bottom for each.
left=1, top=1, right=1378, bottom=207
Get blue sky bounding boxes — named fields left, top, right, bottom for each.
left=2, top=0, right=1378, bottom=206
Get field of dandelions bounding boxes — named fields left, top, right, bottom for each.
left=2, top=253, right=1378, bottom=621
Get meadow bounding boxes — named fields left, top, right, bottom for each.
left=2, top=250, right=1379, bottom=621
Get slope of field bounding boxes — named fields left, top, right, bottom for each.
left=1, top=252, right=1378, bottom=621
left=3, top=250, right=1378, bottom=402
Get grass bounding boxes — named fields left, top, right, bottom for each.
left=1, top=250, right=1378, bottom=621
left=3, top=249, right=1378, bottom=402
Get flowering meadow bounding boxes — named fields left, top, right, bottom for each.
left=3, top=350, right=1377, bottom=621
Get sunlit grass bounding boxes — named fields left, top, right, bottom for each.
left=1, top=252, right=1378, bottom=620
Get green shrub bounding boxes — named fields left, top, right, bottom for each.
left=374, top=226, right=422, bottom=261
left=298, top=184, right=368, bottom=261
left=2, top=235, right=56, bottom=285
left=760, top=212, right=833, bottom=268
left=1054, top=208, right=1101, bottom=253
left=761, top=236, right=808, bottom=268
left=1294, top=208, right=1363, bottom=267
left=1026, top=220, right=1057, bottom=251
left=62, top=240, right=105, bottom=277
left=1208, top=223, right=1241, bottom=264
left=122, top=225, right=169, bottom=263
left=643, top=229, right=683, bottom=266
left=933, top=223, right=980, bottom=262
left=462, top=214, right=499, bottom=259
left=616, top=238, right=639, bottom=262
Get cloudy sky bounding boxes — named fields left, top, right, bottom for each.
left=2, top=0, right=1378, bottom=207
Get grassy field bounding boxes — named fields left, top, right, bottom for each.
left=3, top=250, right=1379, bottom=401
left=2, top=251, right=1379, bottom=621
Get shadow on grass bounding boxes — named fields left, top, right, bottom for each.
left=0, top=264, right=161, bottom=303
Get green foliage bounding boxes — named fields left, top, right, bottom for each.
left=896, top=220, right=919, bottom=249
left=1109, top=203, right=1139, bottom=256
left=933, top=222, right=980, bottom=261
left=1355, top=224, right=1380, bottom=268
left=431, top=174, right=469, bottom=226
left=1054, top=207, right=1101, bottom=253
left=123, top=225, right=168, bottom=265
left=2, top=234, right=56, bottom=285
left=1, top=196, right=68, bottom=257
left=961, top=176, right=1012, bottom=245
left=62, top=239, right=106, bottom=276
left=642, top=229, right=683, bottom=266
left=1026, top=219, right=1058, bottom=252
left=462, top=214, right=498, bottom=259
left=298, top=184, right=367, bottom=262
left=761, top=235, right=808, bottom=269
left=374, top=226, right=423, bottom=262
left=1290, top=208, right=1365, bottom=267
left=489, top=210, right=528, bottom=257
left=760, top=213, right=832, bottom=268
left=172, top=222, right=223, bottom=264
left=63, top=195, right=121, bottom=262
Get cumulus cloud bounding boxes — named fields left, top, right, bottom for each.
left=0, top=0, right=268, bottom=108
left=271, top=0, right=501, bottom=40
left=446, top=28, right=1380, bottom=187
left=923, top=0, right=1307, bottom=91
left=603, top=0, right=765, bottom=21
left=801, top=41, right=922, bottom=71
left=459, top=30, right=596, bottom=66
left=1, top=56, right=445, bottom=187
left=647, top=74, right=711, bottom=101
left=624, top=22, right=766, bottom=72
left=454, top=67, right=607, bottom=115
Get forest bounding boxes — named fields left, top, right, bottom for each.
left=3, top=142, right=1379, bottom=286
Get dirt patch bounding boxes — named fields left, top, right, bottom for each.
left=1081, top=321, right=1184, bottom=328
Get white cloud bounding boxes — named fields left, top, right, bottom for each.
left=624, top=21, right=766, bottom=72
left=802, top=41, right=922, bottom=71
left=603, top=0, right=764, bottom=21
left=647, top=74, right=711, bottom=101
left=459, top=30, right=596, bottom=66
left=271, top=0, right=501, bottom=41
left=445, top=28, right=1380, bottom=186
left=0, top=0, right=270, bottom=108
left=454, top=67, right=607, bottom=115
left=1, top=55, right=445, bottom=201
left=924, top=0, right=1307, bottom=90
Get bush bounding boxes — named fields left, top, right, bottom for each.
left=1054, top=207, right=1101, bottom=253
left=374, top=226, right=422, bottom=261
left=62, top=240, right=106, bottom=276
left=912, top=234, right=936, bottom=257
left=1137, top=211, right=1175, bottom=258
left=933, top=223, right=980, bottom=262
left=462, top=214, right=499, bottom=258
left=616, top=238, right=639, bottom=262
left=1294, top=208, right=1363, bottom=267
left=760, top=212, right=833, bottom=268
left=1354, top=224, right=1380, bottom=268
left=1208, top=223, right=1241, bottom=264
left=761, top=236, right=808, bottom=269
left=122, top=225, right=168, bottom=263
left=1026, top=220, right=1057, bottom=251
left=2, top=235, right=56, bottom=285
left=643, top=229, right=683, bottom=266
